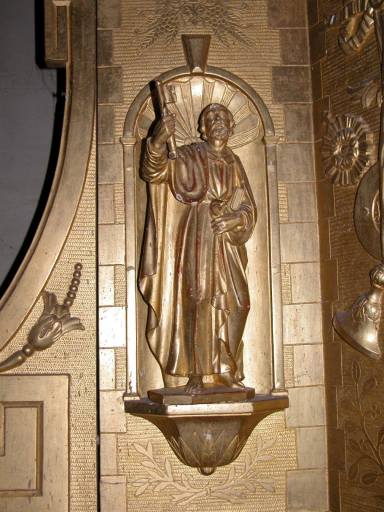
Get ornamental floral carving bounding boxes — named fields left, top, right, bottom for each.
left=322, top=113, right=375, bottom=186
left=342, top=360, right=384, bottom=503
left=132, top=0, right=254, bottom=53
left=131, top=437, right=276, bottom=505
left=0, top=264, right=84, bottom=372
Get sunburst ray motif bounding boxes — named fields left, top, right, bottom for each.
left=136, top=76, right=262, bottom=150
left=132, top=0, right=255, bottom=54
left=322, top=112, right=376, bottom=186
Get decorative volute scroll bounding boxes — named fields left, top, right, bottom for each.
left=123, top=35, right=287, bottom=474
left=0, top=0, right=95, bottom=349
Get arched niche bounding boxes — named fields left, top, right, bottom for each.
left=122, top=66, right=284, bottom=397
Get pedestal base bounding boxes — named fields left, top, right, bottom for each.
left=148, top=385, right=255, bottom=405
left=125, top=393, right=288, bottom=475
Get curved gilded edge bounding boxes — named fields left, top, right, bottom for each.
left=0, top=0, right=96, bottom=349
left=122, top=65, right=285, bottom=393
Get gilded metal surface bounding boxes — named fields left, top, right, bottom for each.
left=139, top=101, right=257, bottom=391
left=123, top=36, right=291, bottom=472
left=123, top=70, right=278, bottom=397
left=0, top=1, right=97, bottom=509
left=318, top=0, right=384, bottom=508
left=0, top=0, right=95, bottom=350
left=342, top=360, right=384, bottom=485
left=322, top=112, right=375, bottom=185
left=120, top=411, right=295, bottom=510
left=125, top=395, right=288, bottom=475
left=354, top=162, right=381, bottom=259
left=334, top=263, right=384, bottom=359
left=0, top=264, right=84, bottom=373
left=99, top=0, right=327, bottom=509
left=133, top=1, right=254, bottom=53
left=182, top=34, right=211, bottom=74
left=0, top=375, right=68, bottom=510
left=44, top=0, right=71, bottom=67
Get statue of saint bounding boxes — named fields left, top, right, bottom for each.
left=139, top=102, right=257, bottom=393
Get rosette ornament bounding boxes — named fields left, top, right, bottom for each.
left=322, top=113, right=375, bottom=186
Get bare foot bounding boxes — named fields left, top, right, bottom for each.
left=185, top=375, right=204, bottom=394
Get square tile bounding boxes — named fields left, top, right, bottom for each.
left=100, top=391, right=126, bottom=433
left=99, top=306, right=126, bottom=348
left=283, top=303, right=322, bottom=344
left=286, top=386, right=326, bottom=427
left=290, top=262, right=321, bottom=303
left=296, top=427, right=327, bottom=469
left=294, top=344, right=324, bottom=386
left=99, top=224, right=125, bottom=265
left=287, top=469, right=328, bottom=511
left=280, top=223, right=319, bottom=263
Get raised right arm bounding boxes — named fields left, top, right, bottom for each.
left=140, top=114, right=175, bottom=183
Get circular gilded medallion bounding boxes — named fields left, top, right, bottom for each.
left=322, top=113, right=375, bottom=186
left=354, top=162, right=381, bottom=260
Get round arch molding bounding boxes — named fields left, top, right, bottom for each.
left=121, top=63, right=284, bottom=397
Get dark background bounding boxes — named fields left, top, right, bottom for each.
left=0, top=0, right=59, bottom=292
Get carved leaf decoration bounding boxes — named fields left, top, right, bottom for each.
left=227, top=465, right=236, bottom=482
left=350, top=438, right=361, bottom=453
left=135, top=483, right=150, bottom=496
left=173, top=492, right=196, bottom=504
left=377, top=426, right=384, bottom=446
left=244, top=452, right=252, bottom=471
left=141, top=459, right=157, bottom=470
left=352, top=360, right=361, bottom=383
left=154, top=482, right=171, bottom=492
left=362, top=377, right=378, bottom=395
left=132, top=478, right=149, bottom=487
left=348, top=460, right=359, bottom=480
left=131, top=437, right=277, bottom=505
left=146, top=441, right=153, bottom=458
left=361, top=472, right=378, bottom=485
left=133, top=442, right=151, bottom=458
left=164, top=458, right=172, bottom=479
left=133, top=0, right=255, bottom=53
left=256, top=478, right=276, bottom=493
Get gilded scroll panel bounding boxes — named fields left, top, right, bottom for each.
left=0, top=375, right=68, bottom=511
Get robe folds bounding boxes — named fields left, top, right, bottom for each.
left=139, top=139, right=257, bottom=382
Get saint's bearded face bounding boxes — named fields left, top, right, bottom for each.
left=204, top=107, right=232, bottom=142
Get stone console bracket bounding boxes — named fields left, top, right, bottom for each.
left=125, top=394, right=289, bottom=475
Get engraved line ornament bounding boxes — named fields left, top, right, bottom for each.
left=130, top=437, right=276, bottom=505
left=322, top=112, right=375, bottom=186
left=132, top=0, right=255, bottom=54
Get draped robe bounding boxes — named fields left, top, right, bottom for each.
left=139, top=139, right=256, bottom=382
